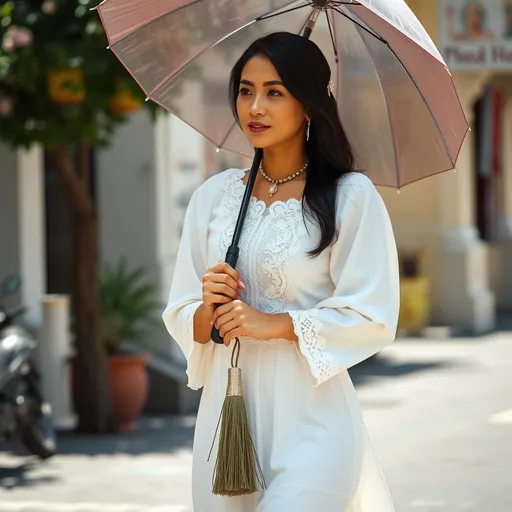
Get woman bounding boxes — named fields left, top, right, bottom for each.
left=163, top=32, right=399, bottom=512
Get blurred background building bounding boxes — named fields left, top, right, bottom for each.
left=1, top=0, right=511, bottom=413
left=383, top=0, right=512, bottom=336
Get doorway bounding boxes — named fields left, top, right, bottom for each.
left=44, top=149, right=96, bottom=295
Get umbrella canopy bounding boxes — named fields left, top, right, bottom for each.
left=97, top=0, right=468, bottom=188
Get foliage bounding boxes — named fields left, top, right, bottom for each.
left=0, top=0, right=158, bottom=150
left=99, top=258, right=162, bottom=356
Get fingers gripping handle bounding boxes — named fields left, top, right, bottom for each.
left=210, top=148, right=262, bottom=345
left=211, top=247, right=239, bottom=344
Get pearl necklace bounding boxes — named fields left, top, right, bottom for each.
left=259, top=162, right=308, bottom=197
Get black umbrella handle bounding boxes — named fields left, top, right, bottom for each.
left=211, top=148, right=263, bottom=344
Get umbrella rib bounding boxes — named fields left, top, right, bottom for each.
left=336, top=6, right=456, bottom=175
left=257, top=2, right=310, bottom=21
left=145, top=2, right=302, bottom=99
left=258, top=1, right=359, bottom=22
left=218, top=118, right=240, bottom=150
left=339, top=10, right=401, bottom=187
left=102, top=0, right=205, bottom=47
left=385, top=45, right=456, bottom=169
left=146, top=19, right=259, bottom=98
left=332, top=6, right=386, bottom=44
left=325, top=10, right=338, bottom=60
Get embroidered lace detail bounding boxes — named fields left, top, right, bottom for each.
left=288, top=310, right=334, bottom=384
left=216, top=170, right=309, bottom=314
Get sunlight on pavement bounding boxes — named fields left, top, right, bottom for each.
left=0, top=503, right=190, bottom=512
left=489, top=408, right=512, bottom=425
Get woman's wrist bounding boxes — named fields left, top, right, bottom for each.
left=264, top=312, right=298, bottom=342
left=193, top=302, right=215, bottom=344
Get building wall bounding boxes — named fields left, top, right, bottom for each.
left=97, top=111, right=158, bottom=281
left=371, top=0, right=500, bottom=331
left=96, top=109, right=209, bottom=359
left=379, top=178, right=446, bottom=322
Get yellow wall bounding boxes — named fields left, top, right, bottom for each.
left=406, top=0, right=439, bottom=43
left=379, top=0, right=468, bottom=325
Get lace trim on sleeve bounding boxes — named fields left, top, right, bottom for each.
left=288, top=310, right=334, bottom=386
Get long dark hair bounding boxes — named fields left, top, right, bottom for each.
left=229, top=31, right=356, bottom=257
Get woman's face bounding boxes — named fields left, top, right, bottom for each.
left=236, top=55, right=308, bottom=149
left=466, top=3, right=483, bottom=31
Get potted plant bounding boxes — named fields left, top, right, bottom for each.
left=99, top=258, right=162, bottom=432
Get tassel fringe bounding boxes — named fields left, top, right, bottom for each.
left=208, top=340, right=266, bottom=496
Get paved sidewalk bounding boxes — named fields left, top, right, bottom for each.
left=0, top=416, right=195, bottom=512
left=1, top=332, right=511, bottom=511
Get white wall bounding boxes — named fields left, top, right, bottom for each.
left=97, top=111, right=158, bottom=279
left=97, top=111, right=207, bottom=359
left=0, top=144, right=45, bottom=327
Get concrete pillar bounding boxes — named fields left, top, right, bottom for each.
left=438, top=73, right=495, bottom=333
left=16, top=146, right=46, bottom=328
left=38, top=295, right=75, bottom=430
left=494, top=87, right=512, bottom=309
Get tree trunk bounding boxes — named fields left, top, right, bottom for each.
left=54, top=146, right=115, bottom=433
left=73, top=210, right=115, bottom=433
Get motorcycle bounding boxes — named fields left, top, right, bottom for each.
left=0, top=273, right=56, bottom=459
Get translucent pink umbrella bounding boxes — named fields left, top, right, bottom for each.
left=96, top=0, right=468, bottom=189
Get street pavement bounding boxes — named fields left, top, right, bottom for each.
left=1, top=331, right=511, bottom=511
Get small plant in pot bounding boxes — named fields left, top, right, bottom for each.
left=99, top=258, right=161, bottom=433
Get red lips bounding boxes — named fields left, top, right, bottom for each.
left=248, top=122, right=270, bottom=133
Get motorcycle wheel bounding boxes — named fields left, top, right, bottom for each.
left=21, top=398, right=57, bottom=459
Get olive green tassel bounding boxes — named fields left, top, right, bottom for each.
left=208, top=339, right=266, bottom=497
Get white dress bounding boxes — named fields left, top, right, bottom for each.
left=163, top=168, right=400, bottom=512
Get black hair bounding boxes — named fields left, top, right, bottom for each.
left=229, top=31, right=356, bottom=257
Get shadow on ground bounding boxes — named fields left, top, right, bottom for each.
left=1, top=344, right=458, bottom=472
left=1, top=415, right=195, bottom=461
left=0, top=461, right=58, bottom=490
left=349, top=352, right=452, bottom=387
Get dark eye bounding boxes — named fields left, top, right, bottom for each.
left=239, top=87, right=251, bottom=96
left=268, top=89, right=283, bottom=97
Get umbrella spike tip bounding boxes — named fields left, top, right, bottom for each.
left=145, top=97, right=150, bottom=102
left=216, top=148, right=220, bottom=153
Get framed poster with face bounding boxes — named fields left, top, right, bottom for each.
left=439, top=0, right=512, bottom=70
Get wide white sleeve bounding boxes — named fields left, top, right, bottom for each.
left=162, top=187, right=214, bottom=390
left=288, top=176, right=400, bottom=387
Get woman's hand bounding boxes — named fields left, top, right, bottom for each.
left=211, top=300, right=273, bottom=346
left=202, top=262, right=245, bottom=316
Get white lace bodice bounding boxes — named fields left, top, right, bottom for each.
left=164, top=167, right=399, bottom=388
left=207, top=169, right=333, bottom=316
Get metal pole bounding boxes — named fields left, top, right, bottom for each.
left=302, top=7, right=321, bottom=39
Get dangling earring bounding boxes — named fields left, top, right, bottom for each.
left=306, top=119, right=311, bottom=141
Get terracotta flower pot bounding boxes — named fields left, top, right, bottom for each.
left=47, top=68, right=85, bottom=104
left=110, top=87, right=142, bottom=114
left=107, top=353, right=149, bottom=432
